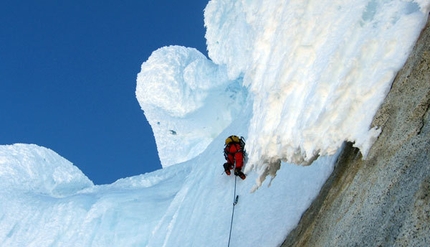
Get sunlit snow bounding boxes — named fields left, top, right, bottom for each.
left=1, top=0, right=429, bottom=246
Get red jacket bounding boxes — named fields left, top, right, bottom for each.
left=224, top=143, right=244, bottom=170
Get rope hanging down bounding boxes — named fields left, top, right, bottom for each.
left=227, top=175, right=239, bottom=247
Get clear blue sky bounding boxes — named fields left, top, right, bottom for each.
left=0, top=1, right=208, bottom=184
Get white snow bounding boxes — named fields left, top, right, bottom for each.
left=136, top=46, right=247, bottom=167
left=1, top=0, right=428, bottom=246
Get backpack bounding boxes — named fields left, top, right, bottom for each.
left=225, top=135, right=241, bottom=145
left=224, top=135, right=247, bottom=162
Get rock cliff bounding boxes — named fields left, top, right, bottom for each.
left=283, top=17, right=430, bottom=247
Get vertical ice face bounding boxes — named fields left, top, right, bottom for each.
left=203, top=0, right=429, bottom=179
left=136, top=46, right=247, bottom=167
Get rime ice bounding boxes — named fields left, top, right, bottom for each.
left=1, top=0, right=428, bottom=246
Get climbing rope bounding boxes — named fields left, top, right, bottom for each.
left=227, top=175, right=239, bottom=247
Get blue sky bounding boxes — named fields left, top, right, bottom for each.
left=0, top=1, right=208, bottom=185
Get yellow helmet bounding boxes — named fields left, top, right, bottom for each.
left=225, top=135, right=240, bottom=145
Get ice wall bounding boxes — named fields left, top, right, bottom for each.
left=136, top=46, right=247, bottom=167
left=204, top=0, right=429, bottom=182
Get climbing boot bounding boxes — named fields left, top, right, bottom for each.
left=223, top=163, right=232, bottom=175
left=234, top=168, right=246, bottom=180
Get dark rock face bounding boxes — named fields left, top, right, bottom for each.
left=283, top=18, right=430, bottom=247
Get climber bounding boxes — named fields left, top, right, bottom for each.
left=223, top=135, right=246, bottom=180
